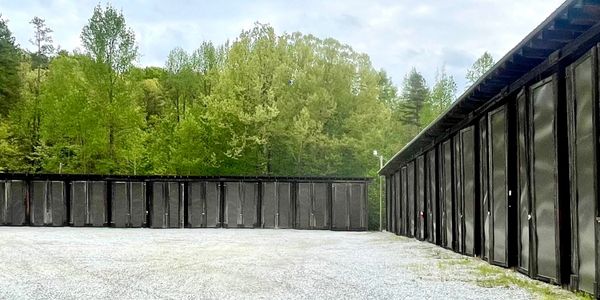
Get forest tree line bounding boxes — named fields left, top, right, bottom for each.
left=0, top=5, right=493, bottom=227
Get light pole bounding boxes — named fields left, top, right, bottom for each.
left=373, top=150, right=384, bottom=231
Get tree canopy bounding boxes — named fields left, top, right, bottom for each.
left=0, top=5, right=477, bottom=228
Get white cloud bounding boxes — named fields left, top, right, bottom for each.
left=0, top=0, right=565, bottom=91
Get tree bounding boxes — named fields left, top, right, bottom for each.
left=164, top=47, right=197, bottom=123
left=421, top=66, right=457, bottom=126
left=398, top=68, right=429, bottom=128
left=80, top=4, right=143, bottom=173
left=30, top=17, right=54, bottom=86
left=376, top=70, right=399, bottom=109
left=466, top=51, right=494, bottom=86
left=0, top=15, right=21, bottom=118
left=27, top=17, right=54, bottom=163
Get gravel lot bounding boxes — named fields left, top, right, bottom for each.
left=0, top=228, right=576, bottom=299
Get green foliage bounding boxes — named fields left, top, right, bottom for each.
left=466, top=51, right=494, bottom=86
left=0, top=15, right=22, bottom=118
left=398, top=68, right=429, bottom=129
left=421, top=66, right=457, bottom=126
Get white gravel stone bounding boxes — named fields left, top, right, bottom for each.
left=0, top=228, right=572, bottom=299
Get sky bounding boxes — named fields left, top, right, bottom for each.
left=0, top=0, right=565, bottom=92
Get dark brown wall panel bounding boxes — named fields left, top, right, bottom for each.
left=568, top=51, right=597, bottom=294
left=407, top=161, right=416, bottom=237
left=442, top=140, right=453, bottom=249
left=517, top=89, right=531, bottom=274
left=489, top=106, right=508, bottom=266
left=530, top=76, right=559, bottom=281
left=416, top=156, right=426, bottom=240
left=461, top=126, right=476, bottom=256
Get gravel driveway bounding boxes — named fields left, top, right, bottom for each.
left=0, top=228, right=576, bottom=299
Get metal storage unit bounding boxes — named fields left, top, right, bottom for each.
left=516, top=89, right=532, bottom=275
left=377, top=2, right=600, bottom=296
left=453, top=136, right=463, bottom=252
left=487, top=104, right=514, bottom=267
left=332, top=182, right=349, bottom=230
left=296, top=182, right=312, bottom=229
left=261, top=181, right=292, bottom=229
left=30, top=181, right=46, bottom=226
left=406, top=161, right=416, bottom=238
left=416, top=156, right=426, bottom=240
left=349, top=182, right=367, bottom=230
left=30, top=181, right=66, bottom=226
left=426, top=149, right=438, bottom=244
left=393, top=171, right=401, bottom=235
left=332, top=182, right=367, bottom=231
left=188, top=181, right=221, bottom=228
left=295, top=182, right=330, bottom=230
left=150, top=181, right=182, bottom=228
left=567, top=48, right=599, bottom=295
left=479, top=117, right=490, bottom=261
left=312, top=182, right=330, bottom=229
left=390, top=174, right=397, bottom=234
left=0, top=180, right=27, bottom=225
left=111, top=181, right=146, bottom=228
left=224, top=181, right=258, bottom=228
left=400, top=166, right=408, bottom=235
left=459, top=126, right=477, bottom=256
left=112, top=181, right=128, bottom=227
left=530, top=75, right=562, bottom=283
left=440, top=140, right=454, bottom=249
left=70, top=181, right=107, bottom=227
left=385, top=175, right=397, bottom=232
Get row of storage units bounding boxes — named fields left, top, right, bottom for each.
left=383, top=10, right=600, bottom=296
left=0, top=176, right=369, bottom=231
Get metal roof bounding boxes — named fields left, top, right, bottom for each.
left=380, top=0, right=600, bottom=176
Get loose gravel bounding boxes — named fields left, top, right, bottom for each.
left=0, top=228, right=576, bottom=299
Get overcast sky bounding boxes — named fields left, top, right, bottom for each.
left=1, top=0, right=565, bottom=91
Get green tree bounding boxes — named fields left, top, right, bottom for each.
left=466, top=51, right=494, bottom=86
left=80, top=4, right=143, bottom=173
left=398, top=68, right=429, bottom=129
left=421, top=66, right=457, bottom=126
left=0, top=15, right=21, bottom=118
